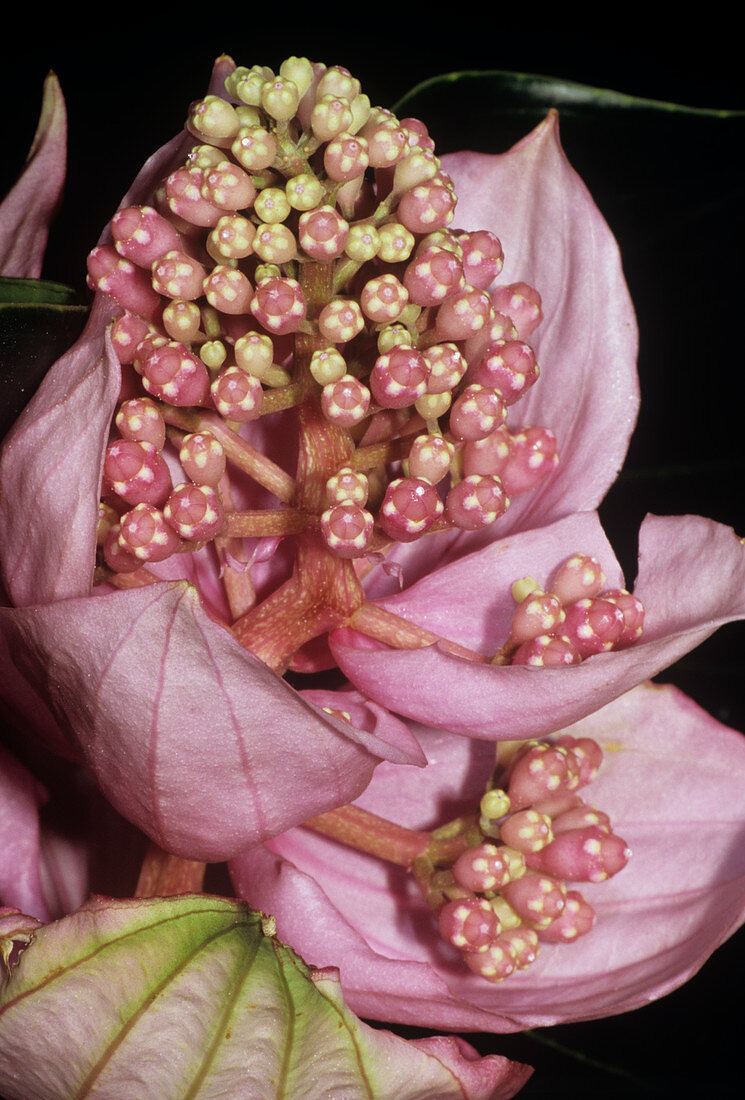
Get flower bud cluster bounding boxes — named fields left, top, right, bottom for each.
left=90, top=55, right=557, bottom=577
left=99, top=400, right=227, bottom=571
left=502, top=553, right=645, bottom=666
left=423, top=735, right=630, bottom=983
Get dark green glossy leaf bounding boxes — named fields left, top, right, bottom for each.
left=0, top=275, right=78, bottom=305
left=395, top=69, right=744, bottom=116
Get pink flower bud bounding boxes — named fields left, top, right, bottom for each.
left=463, top=938, right=516, bottom=983
left=434, top=286, right=492, bottom=341
left=111, top=205, right=184, bottom=268
left=320, top=501, right=375, bottom=558
left=379, top=477, right=443, bottom=542
left=298, top=206, right=349, bottom=260
left=211, top=367, right=264, bottom=422
left=438, top=896, right=499, bottom=953
left=398, top=179, right=456, bottom=234
left=137, top=340, right=211, bottom=406
left=151, top=250, right=207, bottom=300
left=251, top=277, right=306, bottom=335
left=164, top=483, right=226, bottom=541
left=444, top=474, right=508, bottom=531
left=458, top=229, right=504, bottom=289
left=179, top=432, right=226, bottom=487
left=115, top=398, right=166, bottom=449
left=119, top=502, right=181, bottom=562
left=360, top=274, right=409, bottom=323
left=317, top=298, right=364, bottom=343
left=501, top=872, right=567, bottom=929
left=526, top=825, right=631, bottom=884
left=449, top=385, right=506, bottom=442
left=490, top=280, right=543, bottom=338
left=370, top=348, right=429, bottom=409
left=468, top=340, right=539, bottom=406
left=321, top=376, right=370, bottom=427
left=511, top=635, right=582, bottom=667
left=550, top=554, right=606, bottom=605
left=562, top=597, right=626, bottom=656
left=537, top=890, right=596, bottom=943
left=103, top=439, right=171, bottom=507
left=452, top=843, right=516, bottom=893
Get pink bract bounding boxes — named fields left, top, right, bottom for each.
left=331, top=510, right=745, bottom=738
left=0, top=74, right=66, bottom=278
left=230, top=682, right=745, bottom=1032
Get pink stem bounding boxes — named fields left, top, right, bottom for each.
left=304, top=804, right=474, bottom=869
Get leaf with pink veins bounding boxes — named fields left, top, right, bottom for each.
left=0, top=73, right=66, bottom=278
left=0, top=895, right=532, bottom=1099
left=364, top=111, right=639, bottom=597
left=0, top=584, right=424, bottom=862
left=332, top=511, right=745, bottom=739
left=231, top=682, right=745, bottom=1033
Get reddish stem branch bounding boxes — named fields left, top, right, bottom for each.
left=304, top=804, right=476, bottom=870
left=350, top=601, right=492, bottom=663
left=223, top=509, right=309, bottom=538
left=160, top=405, right=296, bottom=503
left=304, top=805, right=432, bottom=869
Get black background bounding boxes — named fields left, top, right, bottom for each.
left=1, top=12, right=744, bottom=1098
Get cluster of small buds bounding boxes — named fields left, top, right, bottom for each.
left=501, top=553, right=645, bottom=666
left=90, top=54, right=560, bottom=581
left=99, top=406, right=229, bottom=570
left=423, top=734, right=630, bottom=983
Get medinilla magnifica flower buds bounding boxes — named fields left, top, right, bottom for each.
left=412, top=733, right=629, bottom=983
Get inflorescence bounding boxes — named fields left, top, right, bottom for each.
left=86, top=54, right=645, bottom=986
left=89, top=57, right=563, bottom=652
left=416, top=734, right=630, bottom=982
left=91, top=56, right=646, bottom=671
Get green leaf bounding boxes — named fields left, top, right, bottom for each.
left=394, top=70, right=744, bottom=151
left=0, top=896, right=527, bottom=1099
left=0, top=275, right=78, bottom=305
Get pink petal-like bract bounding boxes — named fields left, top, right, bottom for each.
left=0, top=585, right=422, bottom=861
left=0, top=745, right=49, bottom=921
left=0, top=73, right=66, bottom=278
left=332, top=512, right=745, bottom=738
left=444, top=113, right=639, bottom=540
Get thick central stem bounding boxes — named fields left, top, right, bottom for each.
left=232, top=530, right=364, bottom=670
left=232, top=260, right=367, bottom=669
